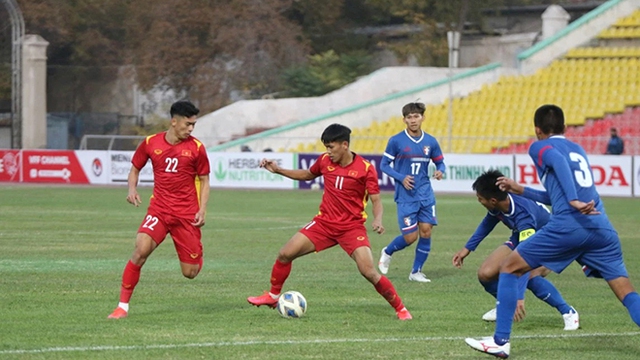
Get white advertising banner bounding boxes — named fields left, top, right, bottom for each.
left=634, top=156, right=640, bottom=197
left=515, top=154, right=632, bottom=197
left=208, top=152, right=295, bottom=189
left=429, top=154, right=514, bottom=194
left=74, top=150, right=110, bottom=184
left=109, top=151, right=155, bottom=185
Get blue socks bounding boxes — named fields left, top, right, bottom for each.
left=480, top=279, right=499, bottom=298
left=412, top=237, right=431, bottom=273
left=527, top=276, right=573, bottom=314
left=386, top=235, right=431, bottom=274
left=385, top=235, right=409, bottom=255
left=517, top=271, right=529, bottom=300
left=622, top=292, right=640, bottom=326
left=494, top=272, right=518, bottom=345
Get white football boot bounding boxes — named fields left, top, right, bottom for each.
left=465, top=336, right=510, bottom=358
left=378, top=247, right=392, bottom=274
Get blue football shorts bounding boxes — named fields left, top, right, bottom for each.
left=396, top=200, right=437, bottom=235
left=516, top=225, right=628, bottom=281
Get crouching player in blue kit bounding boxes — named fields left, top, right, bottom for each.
left=377, top=102, right=445, bottom=283
left=452, top=170, right=578, bottom=329
left=465, top=105, right=640, bottom=358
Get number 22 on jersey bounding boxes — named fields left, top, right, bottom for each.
left=165, top=157, right=178, bottom=173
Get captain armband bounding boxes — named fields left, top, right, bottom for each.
left=519, top=229, right=535, bottom=241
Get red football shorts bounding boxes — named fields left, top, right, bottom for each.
left=137, top=211, right=203, bottom=264
left=299, top=217, right=370, bottom=256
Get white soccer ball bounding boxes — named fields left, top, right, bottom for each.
left=276, top=290, right=307, bottom=318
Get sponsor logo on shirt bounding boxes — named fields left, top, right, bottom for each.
left=327, top=166, right=335, bottom=171
left=154, top=149, right=162, bottom=155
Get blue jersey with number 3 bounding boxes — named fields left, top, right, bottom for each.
left=528, top=135, right=613, bottom=230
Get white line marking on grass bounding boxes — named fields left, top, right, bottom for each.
left=2, top=332, right=639, bottom=355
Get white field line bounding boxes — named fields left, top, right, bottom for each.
left=2, top=332, right=639, bottom=355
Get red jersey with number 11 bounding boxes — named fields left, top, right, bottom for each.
left=309, top=153, right=380, bottom=227
left=131, top=133, right=210, bottom=218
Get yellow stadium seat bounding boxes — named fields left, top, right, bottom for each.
left=292, top=14, right=640, bottom=154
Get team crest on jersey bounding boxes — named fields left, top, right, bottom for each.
left=403, top=217, right=412, bottom=226
left=327, top=166, right=335, bottom=171
left=181, top=149, right=192, bottom=157
left=154, top=149, right=162, bottom=155
left=348, top=170, right=358, bottom=177
left=423, top=146, right=430, bottom=156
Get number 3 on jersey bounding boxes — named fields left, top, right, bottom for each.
left=569, top=152, right=593, bottom=187
left=165, top=157, right=178, bottom=173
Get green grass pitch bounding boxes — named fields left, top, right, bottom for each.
left=0, top=186, right=639, bottom=359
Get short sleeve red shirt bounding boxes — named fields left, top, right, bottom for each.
left=309, top=153, right=380, bottom=226
left=131, top=133, right=210, bottom=218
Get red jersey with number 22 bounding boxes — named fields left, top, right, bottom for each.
left=309, top=153, right=380, bottom=227
left=131, top=133, right=210, bottom=218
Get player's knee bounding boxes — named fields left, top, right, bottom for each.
left=182, top=268, right=199, bottom=279
left=130, top=253, right=148, bottom=266
left=403, top=233, right=419, bottom=244
left=477, top=266, right=496, bottom=282
left=419, top=228, right=432, bottom=239
left=276, top=251, right=295, bottom=263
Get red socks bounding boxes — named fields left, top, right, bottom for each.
left=374, top=275, right=404, bottom=311
left=269, top=259, right=291, bottom=295
left=119, top=260, right=142, bottom=303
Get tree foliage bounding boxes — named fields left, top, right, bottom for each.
left=281, top=50, right=371, bottom=97
left=1, top=0, right=593, bottom=112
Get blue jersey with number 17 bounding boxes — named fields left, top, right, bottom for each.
left=383, top=130, right=444, bottom=203
left=528, top=135, right=614, bottom=230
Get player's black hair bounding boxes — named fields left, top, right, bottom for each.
left=472, top=169, right=508, bottom=201
left=321, top=123, right=351, bottom=144
left=402, top=102, right=426, bottom=117
left=534, top=104, right=565, bottom=135
left=170, top=100, right=200, bottom=118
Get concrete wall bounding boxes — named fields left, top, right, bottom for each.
left=460, top=32, right=538, bottom=68
left=210, top=64, right=513, bottom=153
left=192, top=67, right=474, bottom=147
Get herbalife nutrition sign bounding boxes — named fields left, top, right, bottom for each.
left=209, top=152, right=295, bottom=189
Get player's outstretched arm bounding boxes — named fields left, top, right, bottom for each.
left=126, top=166, right=142, bottom=207
left=369, top=194, right=385, bottom=235
left=496, top=176, right=524, bottom=195
left=452, top=248, right=470, bottom=268
left=260, top=158, right=317, bottom=181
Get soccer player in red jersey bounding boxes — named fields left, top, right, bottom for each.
left=108, top=100, right=211, bottom=319
left=247, top=123, right=412, bottom=320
